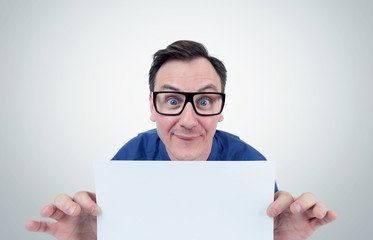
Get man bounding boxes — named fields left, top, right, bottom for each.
left=26, top=40, right=337, bottom=240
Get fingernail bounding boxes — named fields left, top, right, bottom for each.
left=91, top=206, right=101, bottom=216
left=294, top=203, right=301, bottom=213
left=97, top=206, right=101, bottom=215
left=67, top=204, right=77, bottom=215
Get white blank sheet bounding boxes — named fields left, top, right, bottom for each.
left=95, top=161, right=275, bottom=240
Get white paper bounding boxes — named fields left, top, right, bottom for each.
left=95, top=161, right=276, bottom=240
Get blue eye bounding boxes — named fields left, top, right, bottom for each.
left=199, top=99, right=210, bottom=106
left=168, top=98, right=179, bottom=105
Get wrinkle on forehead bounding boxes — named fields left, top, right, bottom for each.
left=159, top=83, right=219, bottom=92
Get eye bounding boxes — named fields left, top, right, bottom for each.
left=167, top=98, right=179, bottom=106
left=199, top=98, right=210, bottom=106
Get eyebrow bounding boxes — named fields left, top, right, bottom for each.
left=159, top=84, right=219, bottom=92
left=198, top=84, right=218, bottom=92
left=160, top=84, right=179, bottom=91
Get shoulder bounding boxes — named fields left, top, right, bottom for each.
left=112, top=129, right=160, bottom=160
left=213, top=130, right=266, bottom=160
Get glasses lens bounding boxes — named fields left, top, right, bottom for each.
left=155, top=93, right=186, bottom=115
left=193, top=93, right=224, bottom=115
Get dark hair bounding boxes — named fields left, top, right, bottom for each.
left=149, top=40, right=227, bottom=92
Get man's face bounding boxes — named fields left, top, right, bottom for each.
left=150, top=57, right=224, bottom=161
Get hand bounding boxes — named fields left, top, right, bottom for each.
left=267, top=191, right=337, bottom=240
left=26, top=191, right=100, bottom=240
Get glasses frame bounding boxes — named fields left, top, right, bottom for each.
left=152, top=91, right=226, bottom=116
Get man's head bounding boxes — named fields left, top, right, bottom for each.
left=149, top=40, right=227, bottom=161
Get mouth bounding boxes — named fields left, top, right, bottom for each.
left=173, top=133, right=201, bottom=141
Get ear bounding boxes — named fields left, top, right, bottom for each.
left=149, top=93, right=156, bottom=122
left=218, top=114, right=224, bottom=122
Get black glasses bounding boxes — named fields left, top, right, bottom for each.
left=152, top=91, right=225, bottom=116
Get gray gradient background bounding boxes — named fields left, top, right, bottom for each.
left=1, top=1, right=372, bottom=239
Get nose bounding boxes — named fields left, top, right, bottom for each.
left=179, top=102, right=199, bottom=129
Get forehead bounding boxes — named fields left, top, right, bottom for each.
left=154, top=57, right=222, bottom=92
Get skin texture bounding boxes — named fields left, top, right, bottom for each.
left=26, top=57, right=337, bottom=239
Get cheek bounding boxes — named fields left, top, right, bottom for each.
left=155, top=115, right=179, bottom=133
left=199, top=117, right=220, bottom=134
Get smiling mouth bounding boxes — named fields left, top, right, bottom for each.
left=173, top=133, right=200, bottom=141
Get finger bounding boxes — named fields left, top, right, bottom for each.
left=310, top=210, right=338, bottom=229
left=25, top=220, right=41, bottom=232
left=54, top=193, right=81, bottom=217
left=305, top=202, right=327, bottom=219
left=290, top=192, right=317, bottom=214
left=40, top=203, right=66, bottom=221
left=73, top=191, right=100, bottom=216
left=25, top=220, right=56, bottom=235
left=267, top=191, right=294, bottom=217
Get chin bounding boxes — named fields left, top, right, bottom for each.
left=176, top=158, right=205, bottom=161
left=172, top=151, right=205, bottom=161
